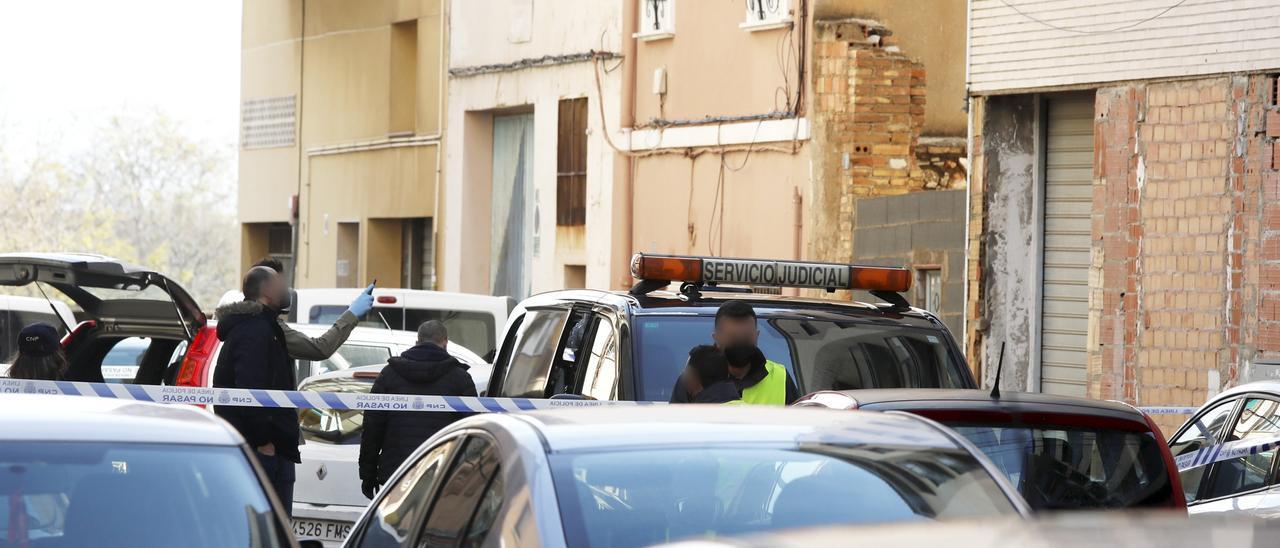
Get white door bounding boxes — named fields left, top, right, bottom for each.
left=1039, top=95, right=1094, bottom=396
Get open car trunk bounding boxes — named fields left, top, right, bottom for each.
left=0, top=253, right=206, bottom=383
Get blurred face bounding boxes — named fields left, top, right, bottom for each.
left=251, top=268, right=288, bottom=310
left=713, top=316, right=759, bottom=350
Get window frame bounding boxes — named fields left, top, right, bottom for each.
left=636, top=0, right=675, bottom=41
left=491, top=306, right=572, bottom=398
left=1170, top=395, right=1243, bottom=505
left=741, top=0, right=792, bottom=31
left=413, top=431, right=504, bottom=547
left=1195, top=393, right=1280, bottom=504
left=571, top=308, right=622, bottom=400
left=349, top=432, right=467, bottom=548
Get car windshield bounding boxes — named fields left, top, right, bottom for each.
left=632, top=315, right=968, bottom=401
left=0, top=442, right=288, bottom=548
left=948, top=423, right=1174, bottom=510
left=299, top=376, right=374, bottom=444
left=309, top=305, right=496, bottom=359
left=551, top=445, right=1016, bottom=548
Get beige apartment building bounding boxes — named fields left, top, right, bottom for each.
left=239, top=0, right=444, bottom=289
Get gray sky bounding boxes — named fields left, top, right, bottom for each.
left=0, top=0, right=241, bottom=164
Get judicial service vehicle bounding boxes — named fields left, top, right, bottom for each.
left=484, top=254, right=976, bottom=402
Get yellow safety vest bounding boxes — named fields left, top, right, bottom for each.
left=740, top=360, right=788, bottom=405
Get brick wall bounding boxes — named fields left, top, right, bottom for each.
left=808, top=19, right=965, bottom=267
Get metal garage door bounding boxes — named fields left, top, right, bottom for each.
left=1040, top=96, right=1093, bottom=396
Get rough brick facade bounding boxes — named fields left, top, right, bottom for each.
left=969, top=74, right=1280, bottom=432
left=809, top=19, right=966, bottom=267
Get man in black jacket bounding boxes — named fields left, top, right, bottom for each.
left=359, top=320, right=476, bottom=498
left=213, top=266, right=301, bottom=513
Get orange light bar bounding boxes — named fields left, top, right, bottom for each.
left=631, top=254, right=703, bottom=282
left=631, top=253, right=913, bottom=293
left=850, top=265, right=912, bottom=293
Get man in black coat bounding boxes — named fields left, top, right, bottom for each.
left=359, top=320, right=477, bottom=498
left=213, top=266, right=301, bottom=513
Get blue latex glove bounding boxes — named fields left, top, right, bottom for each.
left=349, top=284, right=375, bottom=317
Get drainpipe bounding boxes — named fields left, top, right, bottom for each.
left=619, top=0, right=638, bottom=289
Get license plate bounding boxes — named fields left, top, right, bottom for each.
left=292, top=518, right=352, bottom=543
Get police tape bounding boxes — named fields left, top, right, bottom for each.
left=1136, top=406, right=1199, bottom=415
left=1174, top=435, right=1280, bottom=472
left=0, top=378, right=650, bottom=413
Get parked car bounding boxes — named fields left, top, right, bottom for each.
left=0, top=394, right=300, bottom=547
left=289, top=287, right=513, bottom=362
left=174, top=323, right=488, bottom=392
left=344, top=406, right=1030, bottom=547
left=0, top=253, right=204, bottom=384
left=795, top=389, right=1186, bottom=511
left=486, top=253, right=974, bottom=403
left=1168, top=381, right=1280, bottom=517
left=657, top=512, right=1280, bottom=548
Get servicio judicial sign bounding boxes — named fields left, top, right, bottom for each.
left=701, top=258, right=852, bottom=290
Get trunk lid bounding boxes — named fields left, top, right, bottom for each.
left=0, top=253, right=205, bottom=339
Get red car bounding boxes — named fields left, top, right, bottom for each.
left=796, top=389, right=1186, bottom=511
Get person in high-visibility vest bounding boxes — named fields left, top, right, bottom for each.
left=680, top=345, right=742, bottom=404
left=668, top=300, right=799, bottom=405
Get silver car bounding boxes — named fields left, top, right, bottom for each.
left=0, top=394, right=299, bottom=547
left=344, top=406, right=1030, bottom=547
left=1169, top=381, right=1280, bottom=517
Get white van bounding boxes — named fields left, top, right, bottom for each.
left=0, top=295, right=76, bottom=362
left=289, top=288, right=513, bottom=362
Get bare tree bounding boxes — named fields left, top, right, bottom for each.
left=0, top=110, right=238, bottom=309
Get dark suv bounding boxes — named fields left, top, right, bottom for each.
left=486, top=255, right=975, bottom=401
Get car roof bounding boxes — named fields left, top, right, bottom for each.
left=0, top=394, right=243, bottom=445
left=678, top=512, right=1280, bottom=548
left=509, top=405, right=956, bottom=453
left=832, top=389, right=1147, bottom=421
left=519, top=289, right=943, bottom=329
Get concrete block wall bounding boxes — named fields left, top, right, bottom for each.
left=852, top=189, right=966, bottom=335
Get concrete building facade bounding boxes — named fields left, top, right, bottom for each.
left=239, top=0, right=445, bottom=289
left=966, top=0, right=1280, bottom=430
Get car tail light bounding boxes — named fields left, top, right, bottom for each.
left=59, top=320, right=98, bottom=347
left=793, top=391, right=859, bottom=410
left=176, top=326, right=220, bottom=388
left=1140, top=410, right=1188, bottom=509
left=376, top=295, right=397, bottom=304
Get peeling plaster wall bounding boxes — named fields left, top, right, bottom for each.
left=979, top=95, right=1038, bottom=392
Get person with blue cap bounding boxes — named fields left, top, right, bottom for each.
left=7, top=323, right=67, bottom=380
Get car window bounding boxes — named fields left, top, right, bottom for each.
left=498, top=309, right=569, bottom=398
left=314, top=344, right=393, bottom=375
left=551, top=445, right=1016, bottom=548
left=101, top=336, right=148, bottom=383
left=577, top=315, right=619, bottom=400
left=1170, top=398, right=1238, bottom=503
left=462, top=471, right=504, bottom=548
left=417, top=436, right=501, bottom=548
left=1201, top=398, right=1280, bottom=500
left=299, top=376, right=374, bottom=444
left=632, top=315, right=967, bottom=402
left=311, top=305, right=498, bottom=360
left=949, top=423, right=1173, bottom=510
left=0, top=442, right=288, bottom=548
left=357, top=438, right=460, bottom=548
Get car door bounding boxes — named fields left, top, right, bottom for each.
left=488, top=307, right=571, bottom=398
left=571, top=309, right=622, bottom=400
left=1168, top=396, right=1243, bottom=514
left=1201, top=396, right=1280, bottom=518
left=349, top=435, right=463, bottom=548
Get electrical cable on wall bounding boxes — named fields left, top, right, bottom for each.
left=997, top=0, right=1191, bottom=35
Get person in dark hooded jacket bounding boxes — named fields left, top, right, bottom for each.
left=213, top=266, right=301, bottom=513
left=682, top=345, right=741, bottom=404
left=359, top=320, right=477, bottom=498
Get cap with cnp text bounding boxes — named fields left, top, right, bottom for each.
left=18, top=323, right=60, bottom=358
